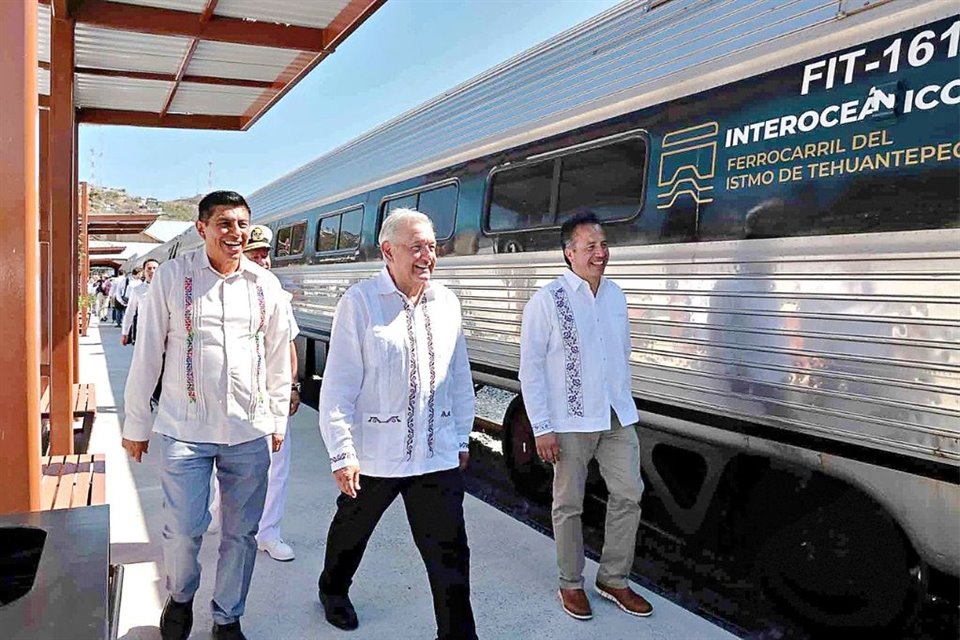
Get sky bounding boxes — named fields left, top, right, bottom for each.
left=78, top=0, right=623, bottom=201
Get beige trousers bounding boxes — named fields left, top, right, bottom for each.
left=552, top=414, right=643, bottom=590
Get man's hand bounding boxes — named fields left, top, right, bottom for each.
left=120, top=334, right=130, bottom=346
left=122, top=438, right=149, bottom=462
left=333, top=464, right=361, bottom=498
left=535, top=432, right=560, bottom=464
left=288, top=388, right=301, bottom=416
left=458, top=451, right=470, bottom=471
left=271, top=433, right=285, bottom=453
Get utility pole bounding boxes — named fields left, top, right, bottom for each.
left=208, top=161, right=214, bottom=191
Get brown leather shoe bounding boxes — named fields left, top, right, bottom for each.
left=595, top=582, right=653, bottom=617
left=558, top=588, right=593, bottom=620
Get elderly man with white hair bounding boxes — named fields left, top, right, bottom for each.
left=316, top=208, right=478, bottom=640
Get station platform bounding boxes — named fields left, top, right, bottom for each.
left=81, top=318, right=738, bottom=640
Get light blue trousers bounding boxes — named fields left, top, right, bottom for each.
left=160, top=434, right=270, bottom=625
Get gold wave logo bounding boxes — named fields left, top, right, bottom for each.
left=656, top=122, right=718, bottom=209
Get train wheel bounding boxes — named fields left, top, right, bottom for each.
left=501, top=395, right=553, bottom=502
left=753, top=490, right=925, bottom=631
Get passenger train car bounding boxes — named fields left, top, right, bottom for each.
left=143, top=0, right=959, bottom=629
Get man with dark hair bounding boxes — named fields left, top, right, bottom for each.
left=519, top=211, right=653, bottom=621
left=122, top=190, right=292, bottom=640
left=121, top=259, right=159, bottom=346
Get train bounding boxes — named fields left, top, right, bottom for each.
left=130, top=0, right=959, bottom=630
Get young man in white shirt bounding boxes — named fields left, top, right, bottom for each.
left=121, top=258, right=159, bottom=346
left=519, top=211, right=653, bottom=621
left=317, top=209, right=477, bottom=640
left=121, top=191, right=292, bottom=640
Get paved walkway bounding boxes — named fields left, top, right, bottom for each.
left=81, top=318, right=738, bottom=640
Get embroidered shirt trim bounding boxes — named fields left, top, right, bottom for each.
left=184, top=276, right=196, bottom=403
left=550, top=286, right=584, bottom=418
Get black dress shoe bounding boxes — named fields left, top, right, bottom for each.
left=212, top=621, right=247, bottom=640
left=159, top=597, right=193, bottom=640
left=319, top=590, right=359, bottom=630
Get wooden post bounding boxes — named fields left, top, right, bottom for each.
left=79, top=182, right=90, bottom=337
left=49, top=10, right=76, bottom=455
left=0, top=0, right=41, bottom=514
left=40, top=108, right=51, bottom=393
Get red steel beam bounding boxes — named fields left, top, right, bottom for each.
left=77, top=108, right=244, bottom=130
left=243, top=0, right=385, bottom=130
left=49, top=11, right=76, bottom=455
left=0, top=0, right=42, bottom=514
left=73, top=0, right=327, bottom=51
left=40, top=60, right=275, bottom=88
left=160, top=0, right=217, bottom=118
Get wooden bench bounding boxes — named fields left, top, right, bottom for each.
left=40, top=454, right=106, bottom=510
left=40, top=382, right=97, bottom=454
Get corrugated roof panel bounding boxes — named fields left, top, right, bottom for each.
left=215, top=0, right=350, bottom=29
left=38, top=68, right=50, bottom=96
left=76, top=25, right=192, bottom=74
left=38, top=3, right=50, bottom=64
left=249, top=0, right=867, bottom=220
left=167, top=82, right=266, bottom=116
left=188, top=40, right=302, bottom=81
left=75, top=74, right=172, bottom=110
left=104, top=0, right=207, bottom=12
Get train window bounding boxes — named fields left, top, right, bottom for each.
left=382, top=182, right=459, bottom=241
left=317, top=216, right=339, bottom=252
left=485, top=133, right=647, bottom=233
left=487, top=160, right=555, bottom=231
left=557, top=138, right=645, bottom=223
left=315, top=205, right=364, bottom=255
left=416, top=184, right=458, bottom=240
left=275, top=221, right=307, bottom=258
left=386, top=195, right=417, bottom=213
left=339, top=208, right=363, bottom=250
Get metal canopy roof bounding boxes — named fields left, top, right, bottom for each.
left=37, top=0, right=384, bottom=130
left=88, top=212, right=159, bottom=234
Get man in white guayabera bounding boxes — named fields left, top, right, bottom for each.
left=519, top=211, right=653, bottom=622
left=317, top=208, right=478, bottom=640
left=121, top=190, right=291, bottom=640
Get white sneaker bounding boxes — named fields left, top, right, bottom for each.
left=258, top=538, right=295, bottom=562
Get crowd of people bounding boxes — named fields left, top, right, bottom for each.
left=117, top=190, right=652, bottom=640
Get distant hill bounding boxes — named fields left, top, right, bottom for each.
left=89, top=186, right=201, bottom=221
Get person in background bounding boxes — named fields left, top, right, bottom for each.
left=96, top=275, right=112, bottom=321
left=109, top=269, right=127, bottom=327
left=121, top=190, right=292, bottom=640
left=519, top=211, right=653, bottom=621
left=121, top=259, right=159, bottom=346
left=316, top=209, right=477, bottom=640
left=209, top=225, right=302, bottom=561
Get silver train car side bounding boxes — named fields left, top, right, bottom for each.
left=145, top=0, right=959, bottom=629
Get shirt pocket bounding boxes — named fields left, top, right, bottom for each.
left=369, top=324, right=408, bottom=401
left=360, top=411, right=409, bottom=462
left=433, top=405, right=458, bottom=454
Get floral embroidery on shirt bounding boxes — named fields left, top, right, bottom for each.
left=422, top=301, right=437, bottom=457
left=551, top=286, right=584, bottom=418
left=401, top=299, right=418, bottom=461
left=184, top=276, right=196, bottom=403
left=531, top=419, right=552, bottom=435
left=254, top=285, right=266, bottom=406
left=330, top=452, right=351, bottom=465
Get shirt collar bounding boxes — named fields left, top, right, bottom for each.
left=561, top=268, right=606, bottom=296
left=375, top=266, right=436, bottom=302
left=193, top=247, right=254, bottom=279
